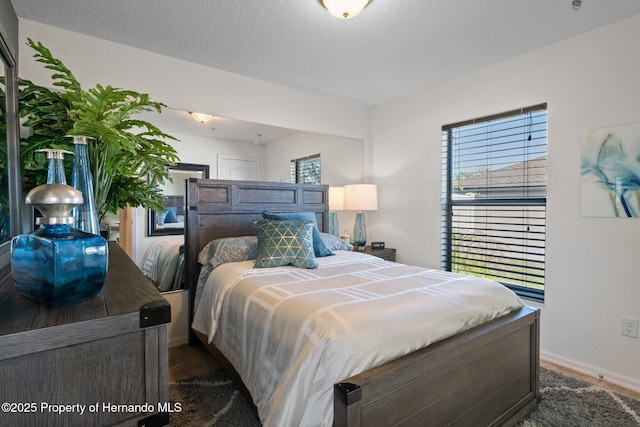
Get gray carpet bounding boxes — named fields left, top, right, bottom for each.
left=517, top=368, right=640, bottom=427
left=169, top=367, right=640, bottom=426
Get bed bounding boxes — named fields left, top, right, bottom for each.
left=140, top=239, right=185, bottom=292
left=185, top=178, right=540, bottom=427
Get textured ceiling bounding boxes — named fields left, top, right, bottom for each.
left=11, top=0, right=640, bottom=107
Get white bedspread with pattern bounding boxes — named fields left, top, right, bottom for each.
left=192, top=250, right=525, bottom=427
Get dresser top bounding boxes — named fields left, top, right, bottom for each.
left=0, top=242, right=169, bottom=337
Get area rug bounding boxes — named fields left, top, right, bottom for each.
left=517, top=368, right=640, bottom=427
left=169, top=367, right=640, bottom=426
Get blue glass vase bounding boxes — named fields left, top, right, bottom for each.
left=71, top=136, right=100, bottom=235
left=37, top=148, right=73, bottom=184
left=353, top=211, right=367, bottom=250
left=11, top=184, right=108, bottom=304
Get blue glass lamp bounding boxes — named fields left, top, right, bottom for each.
left=344, top=184, right=378, bottom=250
left=328, top=186, right=344, bottom=237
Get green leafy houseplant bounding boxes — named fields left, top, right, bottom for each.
left=19, top=39, right=179, bottom=221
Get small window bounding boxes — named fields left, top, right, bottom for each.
left=290, top=154, right=321, bottom=184
left=441, top=104, right=547, bottom=301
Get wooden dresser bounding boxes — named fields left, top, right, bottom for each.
left=0, top=243, right=171, bottom=427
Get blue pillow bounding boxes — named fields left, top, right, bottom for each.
left=164, top=207, right=178, bottom=223
left=262, top=211, right=333, bottom=257
left=252, top=219, right=318, bottom=269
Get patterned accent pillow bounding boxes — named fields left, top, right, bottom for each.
left=252, top=219, right=318, bottom=269
left=262, top=211, right=333, bottom=257
left=198, top=236, right=258, bottom=270
left=320, top=232, right=353, bottom=251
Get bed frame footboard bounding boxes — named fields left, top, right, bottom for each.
left=334, top=306, right=540, bottom=427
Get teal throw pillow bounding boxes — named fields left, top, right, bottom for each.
left=164, top=206, right=179, bottom=223
left=262, top=211, right=333, bottom=257
left=252, top=219, right=318, bottom=269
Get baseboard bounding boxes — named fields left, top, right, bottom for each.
left=541, top=350, right=640, bottom=393
left=169, top=335, right=189, bottom=348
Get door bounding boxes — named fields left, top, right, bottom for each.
left=217, top=155, right=259, bottom=181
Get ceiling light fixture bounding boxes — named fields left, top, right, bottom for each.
left=571, top=0, right=582, bottom=11
left=320, top=0, right=371, bottom=19
left=190, top=112, right=213, bottom=123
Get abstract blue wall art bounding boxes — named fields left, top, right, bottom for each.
left=581, top=123, right=640, bottom=217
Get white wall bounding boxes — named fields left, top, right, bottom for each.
left=370, top=14, right=640, bottom=391
left=173, top=132, right=265, bottom=180
left=264, top=132, right=364, bottom=185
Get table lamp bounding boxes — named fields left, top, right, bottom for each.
left=344, top=184, right=378, bottom=250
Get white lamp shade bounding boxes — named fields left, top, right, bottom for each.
left=328, top=186, right=344, bottom=211
left=344, top=184, right=378, bottom=211
left=321, top=0, right=370, bottom=19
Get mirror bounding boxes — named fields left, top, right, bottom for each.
left=148, top=163, right=209, bottom=236
left=0, top=51, right=8, bottom=242
left=0, top=2, right=21, bottom=268
left=138, top=108, right=365, bottom=185
left=135, top=108, right=364, bottom=295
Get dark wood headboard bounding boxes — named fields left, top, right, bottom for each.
left=184, top=178, right=329, bottom=343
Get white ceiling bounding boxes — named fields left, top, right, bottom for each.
left=10, top=0, right=640, bottom=140
left=11, top=0, right=640, bottom=105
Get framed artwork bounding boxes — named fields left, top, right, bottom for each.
left=581, top=123, right=640, bottom=217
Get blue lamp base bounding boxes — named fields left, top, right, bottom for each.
left=353, top=211, right=367, bottom=250
left=329, top=211, right=340, bottom=237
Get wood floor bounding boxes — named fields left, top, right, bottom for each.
left=169, top=344, right=640, bottom=402
left=169, top=343, right=220, bottom=382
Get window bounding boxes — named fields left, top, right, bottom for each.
left=441, top=104, right=547, bottom=301
left=290, top=154, right=321, bottom=184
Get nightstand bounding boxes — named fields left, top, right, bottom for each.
left=360, top=246, right=396, bottom=261
left=0, top=243, right=171, bottom=427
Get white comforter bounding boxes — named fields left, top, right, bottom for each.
left=140, top=240, right=182, bottom=292
left=192, top=251, right=525, bottom=427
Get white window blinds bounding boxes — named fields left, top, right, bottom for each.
left=441, top=103, right=547, bottom=301
left=290, top=154, right=321, bottom=184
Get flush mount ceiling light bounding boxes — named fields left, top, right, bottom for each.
left=190, top=112, right=213, bottom=123
left=320, top=0, right=371, bottom=19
